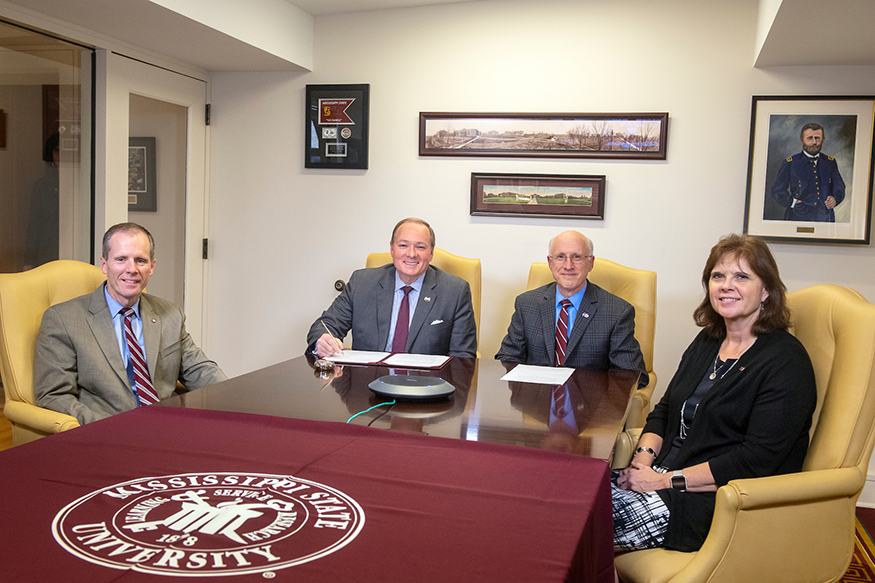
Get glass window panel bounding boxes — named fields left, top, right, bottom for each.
left=0, top=19, right=93, bottom=272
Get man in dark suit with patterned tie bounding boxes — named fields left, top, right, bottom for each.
left=771, top=123, right=846, bottom=222
left=496, top=230, right=646, bottom=385
left=34, top=223, right=227, bottom=425
left=307, top=218, right=477, bottom=359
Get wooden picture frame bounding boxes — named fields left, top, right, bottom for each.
left=471, top=172, right=606, bottom=219
left=744, top=95, right=874, bottom=244
left=421, top=112, right=668, bottom=160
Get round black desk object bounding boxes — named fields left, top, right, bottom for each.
left=368, top=375, right=454, bottom=401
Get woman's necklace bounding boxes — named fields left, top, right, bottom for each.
left=709, top=336, right=757, bottom=380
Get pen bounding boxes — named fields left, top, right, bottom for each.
left=322, top=322, right=343, bottom=355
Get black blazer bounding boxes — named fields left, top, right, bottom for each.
left=644, top=329, right=816, bottom=551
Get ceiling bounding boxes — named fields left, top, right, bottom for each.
left=754, top=0, right=875, bottom=67
left=2, top=0, right=874, bottom=71
left=288, top=0, right=478, bottom=16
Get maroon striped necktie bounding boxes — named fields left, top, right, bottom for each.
left=121, top=308, right=159, bottom=405
left=553, top=385, right=569, bottom=417
left=391, top=286, right=414, bottom=353
left=554, top=299, right=573, bottom=367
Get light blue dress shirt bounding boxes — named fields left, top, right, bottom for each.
left=554, top=283, right=587, bottom=338
left=104, top=286, right=147, bottom=401
left=384, top=272, right=426, bottom=352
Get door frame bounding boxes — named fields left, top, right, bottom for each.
left=94, top=49, right=209, bottom=345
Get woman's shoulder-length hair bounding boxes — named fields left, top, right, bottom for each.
left=693, top=234, right=791, bottom=337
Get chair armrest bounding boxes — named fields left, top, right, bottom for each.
left=668, top=467, right=863, bottom=583
left=719, top=466, right=863, bottom=510
left=611, top=427, right=643, bottom=469
left=624, top=373, right=657, bottom=429
left=4, top=400, right=80, bottom=434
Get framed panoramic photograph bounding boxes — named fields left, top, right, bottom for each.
left=470, top=173, right=606, bottom=219
left=421, top=112, right=668, bottom=160
left=128, top=137, right=156, bottom=212
left=744, top=95, right=874, bottom=244
left=305, top=83, right=369, bottom=169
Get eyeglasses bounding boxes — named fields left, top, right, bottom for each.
left=550, top=254, right=592, bottom=265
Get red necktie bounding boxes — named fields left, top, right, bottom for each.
left=121, top=308, right=159, bottom=405
left=391, top=286, right=413, bottom=353
left=552, top=385, right=568, bottom=417
left=554, top=299, right=573, bottom=366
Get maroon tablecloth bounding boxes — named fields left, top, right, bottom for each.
left=0, top=407, right=613, bottom=582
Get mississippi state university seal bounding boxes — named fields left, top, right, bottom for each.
left=52, top=472, right=365, bottom=577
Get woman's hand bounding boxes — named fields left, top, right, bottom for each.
left=616, top=461, right=670, bottom=492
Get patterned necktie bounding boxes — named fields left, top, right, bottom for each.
left=391, top=286, right=414, bottom=353
left=553, top=385, right=568, bottom=417
left=121, top=308, right=159, bottom=405
left=555, top=299, right=573, bottom=366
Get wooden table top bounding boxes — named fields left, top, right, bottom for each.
left=159, top=356, right=640, bottom=462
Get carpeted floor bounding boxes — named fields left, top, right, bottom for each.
left=842, top=507, right=875, bottom=582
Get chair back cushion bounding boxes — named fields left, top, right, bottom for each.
left=526, top=258, right=656, bottom=375
left=0, top=261, right=105, bottom=407
left=787, top=285, right=875, bottom=473
left=365, top=248, right=481, bottom=342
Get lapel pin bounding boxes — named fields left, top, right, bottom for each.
left=582, top=312, right=590, bottom=318
left=424, top=297, right=431, bottom=302
left=151, top=318, right=157, bottom=323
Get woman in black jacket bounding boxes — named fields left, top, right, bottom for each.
left=612, top=234, right=816, bottom=552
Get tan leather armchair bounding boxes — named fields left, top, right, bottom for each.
left=614, top=284, right=875, bottom=583
left=527, top=258, right=657, bottom=466
left=366, top=248, right=481, bottom=357
left=0, top=260, right=106, bottom=445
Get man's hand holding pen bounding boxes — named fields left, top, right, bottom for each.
left=316, top=322, right=345, bottom=358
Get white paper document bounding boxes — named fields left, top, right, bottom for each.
left=500, top=364, right=574, bottom=385
left=325, top=350, right=389, bottom=364
left=381, top=353, right=450, bottom=369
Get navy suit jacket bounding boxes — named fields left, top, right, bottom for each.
left=307, top=264, right=477, bottom=358
left=34, top=285, right=227, bottom=425
left=495, top=281, right=646, bottom=384
left=771, top=151, right=845, bottom=222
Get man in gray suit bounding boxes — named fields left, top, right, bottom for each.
left=34, top=223, right=227, bottom=425
left=496, top=231, right=646, bottom=385
left=307, top=218, right=477, bottom=358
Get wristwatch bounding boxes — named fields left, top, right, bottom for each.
left=671, top=470, right=687, bottom=491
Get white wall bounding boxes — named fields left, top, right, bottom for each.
left=207, top=0, right=875, bottom=383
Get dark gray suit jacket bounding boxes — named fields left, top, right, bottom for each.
left=307, top=264, right=477, bottom=358
left=495, top=281, right=646, bottom=384
left=34, top=285, right=227, bottom=425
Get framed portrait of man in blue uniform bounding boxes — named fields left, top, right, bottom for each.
left=744, top=96, right=874, bottom=244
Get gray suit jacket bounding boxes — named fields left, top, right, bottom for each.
left=495, top=281, right=647, bottom=384
left=307, top=264, right=477, bottom=358
left=34, top=285, right=227, bottom=425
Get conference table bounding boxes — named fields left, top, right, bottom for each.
left=161, top=356, right=640, bottom=462
left=0, top=357, right=639, bottom=582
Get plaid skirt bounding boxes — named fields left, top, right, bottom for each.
left=611, top=468, right=670, bottom=551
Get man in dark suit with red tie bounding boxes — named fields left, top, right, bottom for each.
left=496, top=230, right=646, bottom=385
left=307, top=218, right=477, bottom=359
